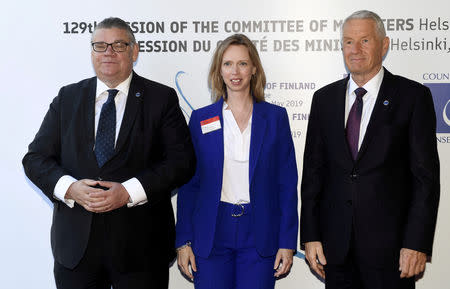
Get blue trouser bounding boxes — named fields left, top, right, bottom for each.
left=194, top=202, right=276, bottom=289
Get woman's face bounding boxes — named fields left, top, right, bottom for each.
left=220, top=45, right=256, bottom=96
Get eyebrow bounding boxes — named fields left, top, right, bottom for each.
left=92, top=39, right=129, bottom=43
left=343, top=35, right=372, bottom=40
left=222, top=58, right=250, bottom=62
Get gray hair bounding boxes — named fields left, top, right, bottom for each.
left=92, top=17, right=136, bottom=44
left=341, top=10, right=386, bottom=40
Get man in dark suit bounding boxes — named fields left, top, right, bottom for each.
left=300, top=10, right=440, bottom=289
left=22, top=17, right=195, bottom=289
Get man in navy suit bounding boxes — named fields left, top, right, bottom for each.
left=300, top=10, right=440, bottom=289
left=23, top=17, right=195, bottom=289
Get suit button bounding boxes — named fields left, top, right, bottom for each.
left=350, top=173, right=358, bottom=179
left=347, top=200, right=352, bottom=206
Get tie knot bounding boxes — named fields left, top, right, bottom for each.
left=354, top=87, right=367, bottom=100
left=107, top=89, right=119, bottom=101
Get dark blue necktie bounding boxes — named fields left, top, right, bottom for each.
left=95, top=89, right=119, bottom=167
left=346, top=87, right=366, bottom=160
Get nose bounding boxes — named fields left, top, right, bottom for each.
left=104, top=45, right=116, bottom=55
left=230, top=64, right=238, bottom=74
left=350, top=42, right=362, bottom=54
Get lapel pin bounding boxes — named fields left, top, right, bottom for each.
left=383, top=100, right=389, bottom=106
left=135, top=92, right=141, bottom=97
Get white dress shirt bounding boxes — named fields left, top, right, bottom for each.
left=53, top=73, right=147, bottom=208
left=345, top=67, right=384, bottom=149
left=220, top=101, right=252, bottom=204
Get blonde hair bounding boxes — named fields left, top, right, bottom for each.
left=208, top=34, right=266, bottom=103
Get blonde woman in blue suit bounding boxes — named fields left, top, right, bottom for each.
left=176, top=34, right=298, bottom=289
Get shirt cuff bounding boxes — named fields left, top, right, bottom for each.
left=53, top=175, right=77, bottom=208
left=122, top=177, right=148, bottom=207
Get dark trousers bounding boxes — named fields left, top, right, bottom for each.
left=324, top=229, right=414, bottom=289
left=54, top=214, right=168, bottom=289
left=193, top=202, right=276, bottom=289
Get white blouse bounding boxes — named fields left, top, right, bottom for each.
left=220, top=102, right=252, bottom=204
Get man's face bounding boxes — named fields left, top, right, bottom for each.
left=342, top=19, right=389, bottom=81
left=91, top=28, right=138, bottom=87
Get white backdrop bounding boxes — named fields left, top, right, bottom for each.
left=1, top=0, right=449, bottom=288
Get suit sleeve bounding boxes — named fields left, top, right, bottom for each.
left=277, top=108, right=299, bottom=250
left=135, top=88, right=196, bottom=205
left=300, top=92, right=326, bottom=248
left=175, top=110, right=200, bottom=247
left=403, top=86, right=440, bottom=255
left=22, top=88, right=68, bottom=201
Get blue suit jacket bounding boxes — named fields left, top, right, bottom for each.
left=176, top=98, right=298, bottom=258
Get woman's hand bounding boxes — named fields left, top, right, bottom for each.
left=177, top=245, right=197, bottom=281
left=274, top=248, right=294, bottom=277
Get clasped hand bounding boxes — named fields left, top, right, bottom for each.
left=66, top=179, right=130, bottom=213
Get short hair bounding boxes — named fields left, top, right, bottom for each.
left=341, top=10, right=386, bottom=40
left=208, top=34, right=266, bottom=103
left=92, top=17, right=136, bottom=44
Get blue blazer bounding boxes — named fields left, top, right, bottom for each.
left=176, top=98, right=298, bottom=258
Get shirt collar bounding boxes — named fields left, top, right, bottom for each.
left=348, top=67, right=384, bottom=100
left=95, top=72, right=133, bottom=99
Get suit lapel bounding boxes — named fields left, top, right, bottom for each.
left=215, top=100, right=225, bottom=189
left=83, top=78, right=97, bottom=159
left=115, top=72, right=142, bottom=154
left=204, top=99, right=225, bottom=193
left=357, top=68, right=396, bottom=161
left=249, top=101, right=267, bottom=184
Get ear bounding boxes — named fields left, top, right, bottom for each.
left=132, top=43, right=139, bottom=62
left=382, top=36, right=390, bottom=57
left=252, top=66, right=256, bottom=75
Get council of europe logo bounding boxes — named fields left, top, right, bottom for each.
left=175, top=71, right=195, bottom=119
left=425, top=83, right=450, bottom=133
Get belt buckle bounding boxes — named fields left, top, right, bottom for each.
left=231, top=203, right=245, bottom=217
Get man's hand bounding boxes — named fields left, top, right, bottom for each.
left=87, top=181, right=130, bottom=213
left=304, top=241, right=327, bottom=279
left=399, top=248, right=427, bottom=278
left=274, top=248, right=294, bottom=277
left=65, top=179, right=105, bottom=211
left=177, top=245, right=197, bottom=281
